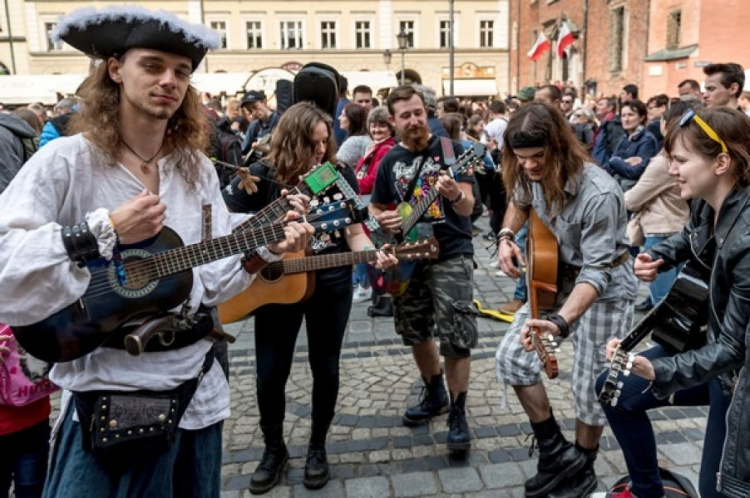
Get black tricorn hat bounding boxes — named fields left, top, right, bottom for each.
left=51, top=6, right=221, bottom=71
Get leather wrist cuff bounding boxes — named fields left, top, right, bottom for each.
left=61, top=222, right=101, bottom=267
left=546, top=313, right=571, bottom=339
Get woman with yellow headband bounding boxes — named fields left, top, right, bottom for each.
left=593, top=107, right=750, bottom=498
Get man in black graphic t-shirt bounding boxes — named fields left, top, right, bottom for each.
left=369, top=85, right=477, bottom=457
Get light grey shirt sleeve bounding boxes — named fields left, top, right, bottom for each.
left=574, top=191, right=623, bottom=295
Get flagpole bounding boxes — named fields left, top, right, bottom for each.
left=449, top=0, right=454, bottom=95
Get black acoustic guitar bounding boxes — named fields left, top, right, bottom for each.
left=13, top=202, right=363, bottom=363
left=598, top=258, right=711, bottom=407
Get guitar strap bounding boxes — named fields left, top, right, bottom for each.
left=201, top=204, right=212, bottom=242
left=402, top=136, right=454, bottom=204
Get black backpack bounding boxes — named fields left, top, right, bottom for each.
left=609, top=467, right=699, bottom=497
left=210, top=121, right=242, bottom=188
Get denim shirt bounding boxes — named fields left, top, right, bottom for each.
left=515, top=163, right=638, bottom=302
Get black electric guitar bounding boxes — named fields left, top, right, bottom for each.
left=370, top=142, right=486, bottom=296
left=598, top=259, right=711, bottom=407
left=13, top=202, right=364, bottom=363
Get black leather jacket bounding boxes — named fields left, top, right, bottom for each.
left=645, top=186, right=750, bottom=497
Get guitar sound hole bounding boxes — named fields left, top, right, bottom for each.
left=123, top=272, right=150, bottom=290
left=261, top=265, right=284, bottom=282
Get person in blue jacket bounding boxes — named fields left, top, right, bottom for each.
left=601, top=100, right=658, bottom=192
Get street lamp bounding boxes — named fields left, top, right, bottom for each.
left=383, top=49, right=392, bottom=69
left=397, top=29, right=409, bottom=85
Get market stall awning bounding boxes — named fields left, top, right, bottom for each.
left=191, top=72, right=251, bottom=96
left=442, top=79, right=499, bottom=97
left=341, top=71, right=399, bottom=93
left=0, top=74, right=86, bottom=105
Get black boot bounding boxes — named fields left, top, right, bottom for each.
left=447, top=392, right=471, bottom=455
left=304, top=419, right=331, bottom=490
left=403, top=371, right=449, bottom=426
left=524, top=414, right=587, bottom=498
left=249, top=424, right=289, bottom=495
left=368, top=295, right=393, bottom=317
left=547, top=445, right=599, bottom=498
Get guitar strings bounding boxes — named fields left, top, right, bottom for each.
left=81, top=208, right=353, bottom=298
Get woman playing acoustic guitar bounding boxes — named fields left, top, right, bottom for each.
left=597, top=107, right=750, bottom=498
left=223, top=102, right=395, bottom=494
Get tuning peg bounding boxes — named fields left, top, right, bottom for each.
left=616, top=381, right=624, bottom=389
left=628, top=353, right=636, bottom=362
left=623, top=369, right=631, bottom=377
left=611, top=396, right=619, bottom=407
left=333, top=193, right=343, bottom=200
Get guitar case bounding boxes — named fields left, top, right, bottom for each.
left=275, top=79, right=294, bottom=116
left=608, top=468, right=699, bottom=497
left=293, top=62, right=341, bottom=118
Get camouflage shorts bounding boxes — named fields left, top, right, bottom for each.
left=393, top=255, right=478, bottom=358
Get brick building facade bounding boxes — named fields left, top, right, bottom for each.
left=643, top=0, right=750, bottom=99
left=509, top=0, right=649, bottom=100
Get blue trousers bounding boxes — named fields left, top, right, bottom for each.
left=513, top=222, right=528, bottom=302
left=44, top=404, right=223, bottom=498
left=597, top=345, right=729, bottom=498
left=643, top=235, right=680, bottom=305
left=0, top=420, right=49, bottom=498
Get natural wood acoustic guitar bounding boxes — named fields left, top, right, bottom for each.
left=218, top=239, right=440, bottom=323
left=526, top=208, right=560, bottom=379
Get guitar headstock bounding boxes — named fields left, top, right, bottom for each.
left=393, top=238, right=440, bottom=261
left=306, top=199, right=365, bottom=236
left=451, top=142, right=488, bottom=176
left=598, top=347, right=635, bottom=407
left=532, top=328, right=559, bottom=379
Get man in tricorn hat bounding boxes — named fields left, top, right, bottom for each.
left=0, top=6, right=312, bottom=496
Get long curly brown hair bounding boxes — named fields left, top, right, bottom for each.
left=69, top=57, right=210, bottom=188
left=265, top=102, right=337, bottom=185
left=502, top=103, right=589, bottom=217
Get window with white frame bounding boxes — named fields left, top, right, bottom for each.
left=439, top=20, right=452, bottom=48
left=210, top=21, right=228, bottom=49
left=610, top=6, right=626, bottom=72
left=399, top=20, right=415, bottom=48
left=246, top=21, right=263, bottom=49
left=44, top=22, right=64, bottom=51
left=321, top=21, right=337, bottom=49
left=355, top=21, right=371, bottom=49
left=280, top=20, right=304, bottom=50
left=480, top=20, right=494, bottom=48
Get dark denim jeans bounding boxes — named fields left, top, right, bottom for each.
left=596, top=345, right=729, bottom=498
left=43, top=404, right=223, bottom=498
left=513, top=222, right=528, bottom=302
left=0, top=421, right=49, bottom=498
left=254, top=280, right=353, bottom=427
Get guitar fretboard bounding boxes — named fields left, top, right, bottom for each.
left=137, top=224, right=287, bottom=280
left=273, top=250, right=381, bottom=274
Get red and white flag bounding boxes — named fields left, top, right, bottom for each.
left=556, top=21, right=575, bottom=59
left=527, top=32, right=550, bottom=61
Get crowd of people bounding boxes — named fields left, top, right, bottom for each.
left=0, top=5, right=749, bottom=498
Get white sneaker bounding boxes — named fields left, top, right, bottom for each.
left=353, top=286, right=373, bottom=303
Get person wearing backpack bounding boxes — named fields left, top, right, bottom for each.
left=0, top=326, right=56, bottom=498
left=0, top=113, right=36, bottom=193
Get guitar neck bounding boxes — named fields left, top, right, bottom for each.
left=234, top=187, right=303, bottom=233
left=271, top=250, right=380, bottom=274
left=403, top=189, right=440, bottom=235
left=150, top=224, right=286, bottom=278
left=619, top=304, right=663, bottom=351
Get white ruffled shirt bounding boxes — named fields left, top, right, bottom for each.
left=0, top=134, right=272, bottom=430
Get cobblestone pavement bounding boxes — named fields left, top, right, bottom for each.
left=219, top=218, right=708, bottom=498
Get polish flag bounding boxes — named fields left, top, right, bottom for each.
left=556, top=21, right=575, bottom=59
left=527, top=32, right=550, bottom=61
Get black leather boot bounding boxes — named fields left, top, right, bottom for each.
left=368, top=295, right=393, bottom=317
left=403, top=371, right=449, bottom=426
left=524, top=415, right=587, bottom=498
left=446, top=392, right=471, bottom=455
left=547, top=446, right=599, bottom=497
left=304, top=419, right=331, bottom=490
left=249, top=424, right=289, bottom=495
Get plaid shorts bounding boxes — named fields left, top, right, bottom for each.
left=495, top=299, right=634, bottom=426
left=393, top=256, right=478, bottom=358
